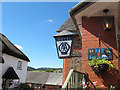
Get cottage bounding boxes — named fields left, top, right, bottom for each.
left=54, top=0, right=120, bottom=89
left=0, top=33, right=30, bottom=89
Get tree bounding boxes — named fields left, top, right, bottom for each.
left=45, top=69, right=54, bottom=72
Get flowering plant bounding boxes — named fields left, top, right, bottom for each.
left=88, top=58, right=115, bottom=68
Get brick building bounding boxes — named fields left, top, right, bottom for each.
left=54, top=17, right=82, bottom=85
left=54, top=1, right=120, bottom=89
left=26, top=71, right=62, bottom=90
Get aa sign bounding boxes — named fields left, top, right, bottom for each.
left=55, top=36, right=73, bottom=58
left=57, top=40, right=72, bottom=57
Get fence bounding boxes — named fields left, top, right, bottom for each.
left=62, top=69, right=89, bottom=90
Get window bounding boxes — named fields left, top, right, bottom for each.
left=35, top=84, right=39, bottom=88
left=17, top=61, right=22, bottom=70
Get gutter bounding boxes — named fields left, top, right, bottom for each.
left=68, top=0, right=97, bottom=39
left=69, top=0, right=97, bottom=16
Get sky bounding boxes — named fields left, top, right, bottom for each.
left=2, top=2, right=78, bottom=68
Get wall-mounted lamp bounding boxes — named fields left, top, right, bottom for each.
left=102, top=9, right=114, bottom=31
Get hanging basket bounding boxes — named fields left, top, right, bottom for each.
left=91, top=64, right=109, bottom=74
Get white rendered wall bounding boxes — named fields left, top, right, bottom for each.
left=0, top=63, right=2, bottom=89
left=2, top=54, right=28, bottom=83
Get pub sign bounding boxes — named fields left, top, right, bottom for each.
left=88, top=48, right=113, bottom=60
left=55, top=36, right=73, bottom=58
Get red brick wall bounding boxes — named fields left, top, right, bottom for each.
left=82, top=17, right=120, bottom=88
left=62, top=58, right=72, bottom=85
left=45, top=85, right=61, bottom=90
left=27, top=83, right=42, bottom=90
left=27, top=83, right=61, bottom=90
left=62, top=36, right=82, bottom=85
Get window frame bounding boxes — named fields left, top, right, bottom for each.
left=17, top=61, right=22, bottom=70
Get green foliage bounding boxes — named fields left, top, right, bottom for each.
left=19, top=83, right=30, bottom=88
left=110, top=85, right=116, bottom=90
left=27, top=66, right=63, bottom=72
left=88, top=58, right=115, bottom=68
left=27, top=66, right=36, bottom=71
left=45, top=69, right=54, bottom=72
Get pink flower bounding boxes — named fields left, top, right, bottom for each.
left=82, top=81, right=85, bottom=86
left=93, top=81, right=98, bottom=86
left=100, top=85, right=104, bottom=87
left=102, top=55, right=107, bottom=58
left=94, top=83, right=97, bottom=86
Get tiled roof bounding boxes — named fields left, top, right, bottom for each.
left=53, top=30, right=75, bottom=37
left=45, top=73, right=62, bottom=86
left=57, top=17, right=77, bottom=32
left=26, top=72, right=50, bottom=84
left=26, top=71, right=62, bottom=86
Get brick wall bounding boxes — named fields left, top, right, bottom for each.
left=82, top=17, right=120, bottom=88
left=45, top=84, right=61, bottom=90
left=27, top=83, right=42, bottom=90
left=62, top=58, right=72, bottom=85
left=62, top=36, right=82, bottom=85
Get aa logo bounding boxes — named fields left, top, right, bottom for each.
left=58, top=42, right=70, bottom=55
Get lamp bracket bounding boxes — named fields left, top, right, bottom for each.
left=103, top=9, right=109, bottom=14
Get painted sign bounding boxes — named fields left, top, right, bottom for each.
left=55, top=36, right=73, bottom=58
left=88, top=48, right=113, bottom=60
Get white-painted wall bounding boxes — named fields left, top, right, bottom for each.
left=2, top=54, right=28, bottom=83
left=0, top=63, right=2, bottom=89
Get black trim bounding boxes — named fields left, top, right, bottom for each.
left=1, top=33, right=30, bottom=62
left=0, top=57, right=4, bottom=63
left=2, top=67, right=19, bottom=79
